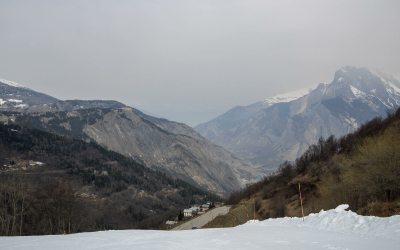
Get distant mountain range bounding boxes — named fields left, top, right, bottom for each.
left=195, top=67, right=400, bottom=173
left=0, top=78, right=126, bottom=112
left=0, top=78, right=257, bottom=196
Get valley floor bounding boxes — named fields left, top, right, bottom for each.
left=1, top=205, right=399, bottom=250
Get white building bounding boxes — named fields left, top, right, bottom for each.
left=189, top=206, right=200, bottom=211
left=183, top=209, right=192, bottom=217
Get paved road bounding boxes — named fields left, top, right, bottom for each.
left=171, top=206, right=230, bottom=230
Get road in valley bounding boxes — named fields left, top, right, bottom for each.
left=171, top=206, right=230, bottom=230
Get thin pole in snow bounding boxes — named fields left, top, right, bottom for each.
left=299, top=183, right=304, bottom=221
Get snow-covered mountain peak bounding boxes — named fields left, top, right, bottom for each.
left=262, top=83, right=320, bottom=105
left=325, top=67, right=400, bottom=107
left=0, top=78, right=29, bottom=89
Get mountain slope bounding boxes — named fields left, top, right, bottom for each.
left=5, top=108, right=257, bottom=195
left=0, top=78, right=127, bottom=113
left=0, top=78, right=258, bottom=195
left=196, top=67, right=400, bottom=172
left=0, top=123, right=220, bottom=234
left=0, top=78, right=59, bottom=110
left=195, top=84, right=319, bottom=142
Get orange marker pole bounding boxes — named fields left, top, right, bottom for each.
left=299, top=183, right=304, bottom=221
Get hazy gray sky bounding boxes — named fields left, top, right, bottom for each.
left=1, top=0, right=400, bottom=126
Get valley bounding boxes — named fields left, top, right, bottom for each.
left=1, top=66, right=400, bottom=236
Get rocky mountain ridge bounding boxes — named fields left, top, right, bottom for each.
left=194, top=83, right=319, bottom=142
left=0, top=77, right=258, bottom=195
left=5, top=108, right=257, bottom=195
left=195, top=67, right=400, bottom=173
left=1, top=78, right=127, bottom=113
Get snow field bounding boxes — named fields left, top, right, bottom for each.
left=1, top=205, right=399, bottom=249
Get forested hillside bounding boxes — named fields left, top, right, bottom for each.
left=0, top=124, right=220, bottom=236
left=217, top=108, right=400, bottom=228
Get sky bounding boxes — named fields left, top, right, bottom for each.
left=1, top=0, right=400, bottom=126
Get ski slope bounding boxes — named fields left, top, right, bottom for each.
left=1, top=205, right=399, bottom=250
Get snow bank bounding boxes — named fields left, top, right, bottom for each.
left=242, top=204, right=400, bottom=241
left=1, top=205, right=399, bottom=250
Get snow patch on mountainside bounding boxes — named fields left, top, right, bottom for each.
left=369, top=68, right=400, bottom=93
left=387, top=81, right=400, bottom=93
left=263, top=83, right=320, bottom=105
left=7, top=99, right=23, bottom=103
left=0, top=78, right=28, bottom=89
left=350, top=85, right=367, bottom=99
left=14, top=104, right=28, bottom=108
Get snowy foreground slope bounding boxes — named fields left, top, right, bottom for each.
left=2, top=205, right=399, bottom=250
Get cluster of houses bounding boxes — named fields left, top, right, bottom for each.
left=183, top=201, right=224, bottom=218
left=166, top=201, right=224, bottom=228
left=1, top=159, right=44, bottom=172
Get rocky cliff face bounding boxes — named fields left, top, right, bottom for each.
left=195, top=67, right=400, bottom=173
left=8, top=108, right=257, bottom=196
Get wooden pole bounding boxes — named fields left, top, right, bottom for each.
left=245, top=205, right=249, bottom=223
left=299, top=183, right=304, bottom=221
left=254, top=200, right=255, bottom=223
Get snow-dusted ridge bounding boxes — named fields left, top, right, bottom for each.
left=368, top=68, right=400, bottom=93
left=350, top=85, right=368, bottom=99
left=1, top=205, right=398, bottom=250
left=262, top=67, right=400, bottom=107
left=263, top=83, right=320, bottom=105
left=0, top=78, right=29, bottom=89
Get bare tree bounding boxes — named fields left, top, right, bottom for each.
left=0, top=175, right=34, bottom=236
